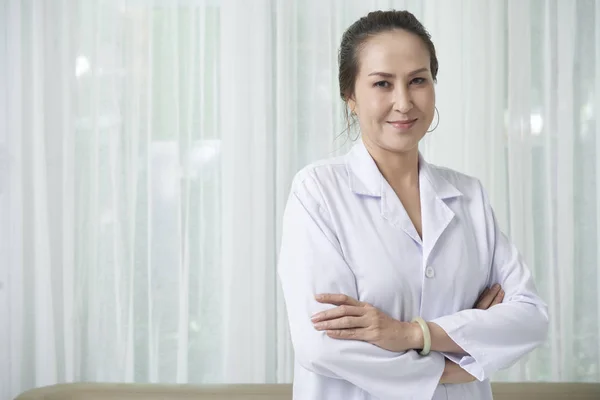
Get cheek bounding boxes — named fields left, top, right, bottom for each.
left=367, top=96, right=392, bottom=121
left=415, top=89, right=435, bottom=118
left=354, top=86, right=393, bottom=124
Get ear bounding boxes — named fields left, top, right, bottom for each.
left=347, top=97, right=357, bottom=115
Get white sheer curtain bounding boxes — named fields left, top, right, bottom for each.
left=1, top=0, right=599, bottom=398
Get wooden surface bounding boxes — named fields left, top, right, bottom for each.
left=15, top=382, right=600, bottom=400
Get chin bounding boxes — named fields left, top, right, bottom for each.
left=371, top=137, right=420, bottom=155
left=378, top=130, right=424, bottom=154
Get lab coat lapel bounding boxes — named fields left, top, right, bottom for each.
left=345, top=140, right=423, bottom=243
left=380, top=179, right=422, bottom=244
left=419, top=155, right=463, bottom=263
left=345, top=141, right=462, bottom=249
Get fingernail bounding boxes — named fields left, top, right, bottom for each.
left=493, top=284, right=500, bottom=290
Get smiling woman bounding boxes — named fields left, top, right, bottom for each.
left=345, top=30, right=436, bottom=157
left=352, top=30, right=434, bottom=150
left=277, top=10, right=548, bottom=400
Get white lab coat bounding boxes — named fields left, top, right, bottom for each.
left=277, top=139, right=549, bottom=400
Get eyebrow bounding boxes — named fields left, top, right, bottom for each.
left=367, top=67, right=429, bottom=78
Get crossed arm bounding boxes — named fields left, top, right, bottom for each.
left=311, top=285, right=505, bottom=385
left=278, top=184, right=548, bottom=398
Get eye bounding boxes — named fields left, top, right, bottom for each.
left=410, top=77, right=427, bottom=85
left=374, top=81, right=391, bottom=88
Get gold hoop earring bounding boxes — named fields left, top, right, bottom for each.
left=427, top=107, right=440, bottom=133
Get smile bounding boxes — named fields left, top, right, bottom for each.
left=387, top=119, right=417, bottom=131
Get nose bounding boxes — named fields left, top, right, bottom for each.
left=394, top=86, right=413, bottom=114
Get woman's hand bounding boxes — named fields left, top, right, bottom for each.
left=312, top=284, right=504, bottom=353
left=474, top=284, right=504, bottom=310
left=311, top=293, right=418, bottom=352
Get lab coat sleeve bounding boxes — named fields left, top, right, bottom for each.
left=278, top=174, right=445, bottom=400
left=430, top=180, right=549, bottom=381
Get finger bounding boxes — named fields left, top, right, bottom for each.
left=314, top=316, right=367, bottom=331
left=475, top=290, right=491, bottom=310
left=487, top=285, right=502, bottom=304
left=476, top=284, right=501, bottom=309
left=311, top=305, right=365, bottom=322
left=326, top=327, right=370, bottom=341
left=315, top=293, right=362, bottom=307
left=474, top=288, right=489, bottom=306
left=490, top=289, right=505, bottom=306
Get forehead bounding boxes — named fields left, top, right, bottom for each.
left=357, top=29, right=430, bottom=74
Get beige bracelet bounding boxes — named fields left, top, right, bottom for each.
left=411, top=316, right=431, bottom=356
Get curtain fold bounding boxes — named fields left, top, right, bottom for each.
left=219, top=0, right=277, bottom=383
left=1, top=0, right=599, bottom=398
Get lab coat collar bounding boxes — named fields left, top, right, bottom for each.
left=345, top=139, right=463, bottom=200
left=346, top=139, right=463, bottom=260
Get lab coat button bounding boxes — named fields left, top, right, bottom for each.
left=425, top=266, right=435, bottom=278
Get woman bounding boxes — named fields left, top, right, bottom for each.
left=277, top=10, right=549, bottom=400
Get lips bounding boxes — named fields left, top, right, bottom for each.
left=388, top=119, right=417, bottom=130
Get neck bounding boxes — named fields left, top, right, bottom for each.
left=363, top=140, right=420, bottom=189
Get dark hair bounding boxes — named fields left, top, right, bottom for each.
left=338, top=10, right=438, bottom=136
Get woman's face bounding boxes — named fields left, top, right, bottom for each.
left=348, top=29, right=436, bottom=155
